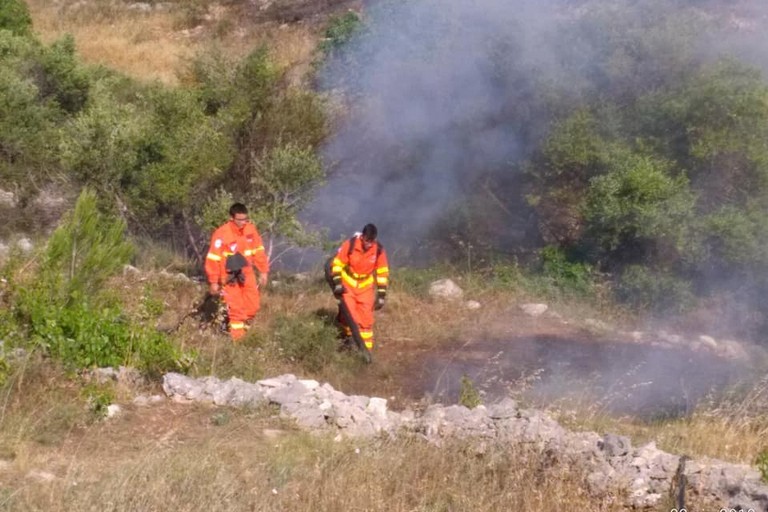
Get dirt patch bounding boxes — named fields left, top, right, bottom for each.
left=244, top=0, right=361, bottom=23
left=336, top=311, right=756, bottom=419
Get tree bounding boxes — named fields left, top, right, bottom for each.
left=583, top=148, right=696, bottom=267
left=247, top=143, right=325, bottom=261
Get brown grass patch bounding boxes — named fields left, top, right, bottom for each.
left=25, top=0, right=323, bottom=86
left=0, top=393, right=625, bottom=511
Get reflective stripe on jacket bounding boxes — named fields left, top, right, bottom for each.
left=331, top=236, right=389, bottom=292
left=205, top=221, right=269, bottom=285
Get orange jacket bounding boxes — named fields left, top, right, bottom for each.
left=205, top=221, right=269, bottom=285
left=331, top=236, right=389, bottom=293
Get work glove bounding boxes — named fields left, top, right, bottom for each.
left=333, top=284, right=345, bottom=299
left=374, top=296, right=386, bottom=311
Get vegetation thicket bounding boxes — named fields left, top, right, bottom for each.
left=2, top=0, right=768, bottom=508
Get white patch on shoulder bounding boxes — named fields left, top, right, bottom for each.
left=214, top=239, right=222, bottom=249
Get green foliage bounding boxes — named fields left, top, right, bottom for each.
left=679, top=61, right=768, bottom=169
left=701, top=206, right=768, bottom=271
left=187, top=46, right=276, bottom=124
left=210, top=411, right=231, bottom=426
left=127, top=87, right=231, bottom=226
left=10, top=190, right=187, bottom=374
left=583, top=149, right=696, bottom=260
left=615, top=265, right=694, bottom=313
left=59, top=80, right=148, bottom=197
left=82, top=382, right=116, bottom=419
left=757, top=448, right=768, bottom=483
left=539, top=110, right=605, bottom=180
left=0, top=32, right=61, bottom=190
left=273, top=314, right=338, bottom=373
left=319, top=11, right=362, bottom=54
left=458, top=375, right=481, bottom=409
left=248, top=143, right=325, bottom=259
left=0, top=0, right=32, bottom=36
left=38, top=35, right=90, bottom=113
left=42, top=189, right=133, bottom=303
left=60, top=79, right=232, bottom=232
left=0, top=354, right=9, bottom=388
left=539, top=246, right=594, bottom=295
left=257, top=90, right=327, bottom=149
left=196, top=187, right=234, bottom=235
left=487, top=260, right=526, bottom=289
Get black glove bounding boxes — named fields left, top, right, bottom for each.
left=333, top=284, right=345, bottom=299
left=374, top=295, right=385, bottom=311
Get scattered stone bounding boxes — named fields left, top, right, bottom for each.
left=718, top=339, right=749, bottom=360
left=585, top=318, right=609, bottom=331
left=291, top=272, right=312, bottom=282
left=92, top=367, right=118, bottom=383
left=428, top=279, right=464, bottom=300
left=161, top=372, right=768, bottom=511
left=127, top=2, right=152, bottom=12
left=16, top=238, right=33, bottom=253
left=262, top=429, right=284, bottom=439
left=519, top=303, right=548, bottom=317
left=26, top=469, right=56, bottom=482
left=123, top=264, right=140, bottom=276
left=465, top=300, right=481, bottom=310
left=133, top=394, right=164, bottom=407
left=0, top=189, right=15, bottom=207
left=106, top=404, right=122, bottom=418
left=699, top=335, right=718, bottom=349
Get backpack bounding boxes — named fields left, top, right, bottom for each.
left=324, top=235, right=383, bottom=290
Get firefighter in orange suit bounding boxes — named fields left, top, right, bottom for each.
left=205, top=203, right=269, bottom=341
left=330, top=223, right=389, bottom=350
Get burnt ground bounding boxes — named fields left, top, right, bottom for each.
left=342, top=312, right=760, bottom=419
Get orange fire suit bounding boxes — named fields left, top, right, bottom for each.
left=330, top=236, right=389, bottom=350
left=205, top=220, right=269, bottom=340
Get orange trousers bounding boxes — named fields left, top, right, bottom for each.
left=221, top=271, right=260, bottom=341
left=339, top=285, right=376, bottom=349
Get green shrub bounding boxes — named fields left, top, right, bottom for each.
left=615, top=265, right=694, bottom=313
left=273, top=314, right=338, bottom=373
left=459, top=375, right=481, bottom=409
left=82, top=382, right=116, bottom=419
left=757, top=448, right=768, bottom=483
left=583, top=149, right=695, bottom=259
left=38, top=35, right=90, bottom=113
left=41, top=188, right=133, bottom=302
left=539, top=246, right=594, bottom=295
left=0, top=0, right=32, bottom=36
left=319, top=11, right=362, bottom=55
left=11, top=190, right=188, bottom=375
left=25, top=299, right=183, bottom=375
left=248, top=143, right=325, bottom=259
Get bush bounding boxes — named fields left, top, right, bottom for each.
left=757, top=448, right=768, bottom=483
left=38, top=35, right=90, bottom=113
left=273, top=314, right=338, bottom=373
left=615, top=265, right=695, bottom=313
left=459, top=375, right=481, bottom=408
left=0, top=0, right=32, bottom=36
left=539, top=246, right=594, bottom=295
left=10, top=190, right=188, bottom=375
left=319, top=11, right=362, bottom=55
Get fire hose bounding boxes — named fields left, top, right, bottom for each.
left=324, top=258, right=372, bottom=364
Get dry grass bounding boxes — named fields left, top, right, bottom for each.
left=3, top=268, right=768, bottom=509
left=0, top=392, right=625, bottom=512
left=25, top=0, right=323, bottom=85
left=554, top=377, right=768, bottom=465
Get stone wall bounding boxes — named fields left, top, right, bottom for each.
left=163, top=372, right=768, bottom=510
